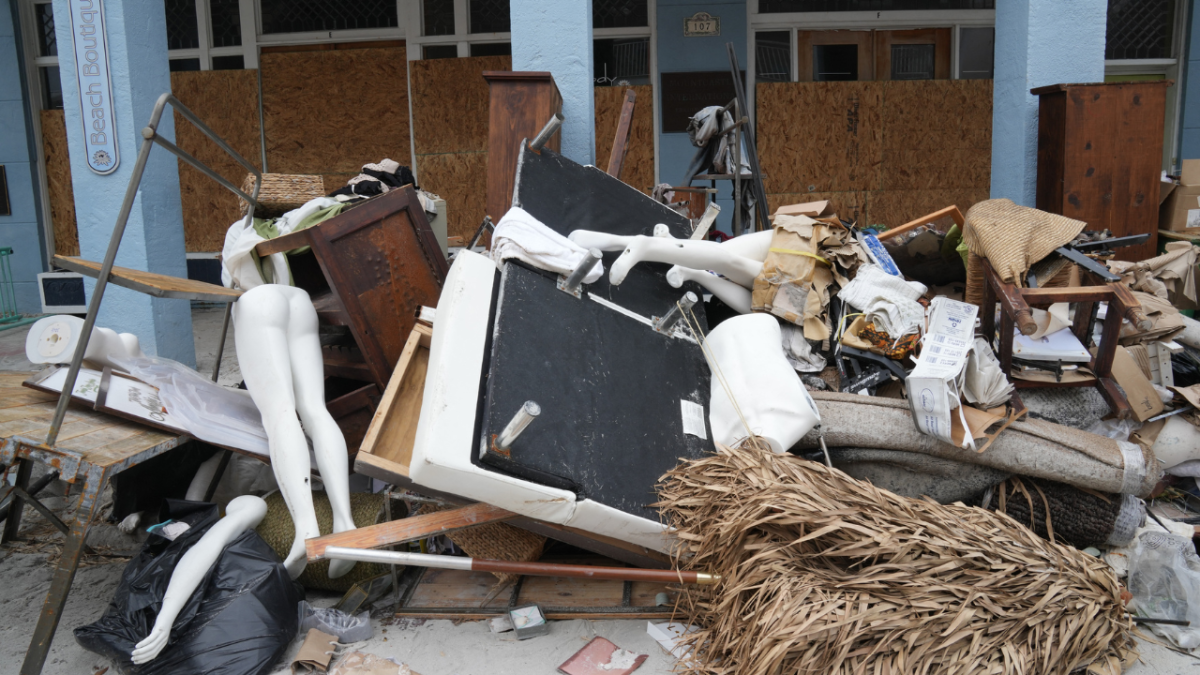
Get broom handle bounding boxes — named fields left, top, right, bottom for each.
left=323, top=546, right=720, bottom=585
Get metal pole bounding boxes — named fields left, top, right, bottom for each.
left=44, top=126, right=158, bottom=448
left=653, top=292, right=699, bottom=334
left=528, top=113, right=565, bottom=152
left=733, top=99, right=742, bottom=237
left=495, top=401, right=540, bottom=451
left=560, top=248, right=602, bottom=295
left=211, top=302, right=232, bottom=382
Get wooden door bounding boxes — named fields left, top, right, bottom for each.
left=797, top=31, right=874, bottom=82
left=875, top=29, right=952, bottom=80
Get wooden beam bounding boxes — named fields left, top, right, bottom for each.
left=305, top=502, right=517, bottom=561
left=53, top=255, right=242, bottom=304
left=606, top=88, right=637, bottom=180
left=876, top=205, right=965, bottom=241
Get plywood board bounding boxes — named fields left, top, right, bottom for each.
left=769, top=191, right=868, bottom=225
left=867, top=188, right=990, bottom=230
left=755, top=81, right=884, bottom=194
left=595, top=85, right=654, bottom=195
left=40, top=110, right=78, bottom=256
left=411, top=55, right=511, bottom=155
left=171, top=70, right=263, bottom=252
left=881, top=79, right=992, bottom=191
left=262, top=44, right=411, bottom=176
left=417, top=152, right=488, bottom=240
left=757, top=80, right=992, bottom=227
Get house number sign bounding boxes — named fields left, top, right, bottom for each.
left=684, top=12, right=720, bottom=38
left=67, top=0, right=119, bottom=174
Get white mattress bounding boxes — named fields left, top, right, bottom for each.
left=408, top=251, right=672, bottom=553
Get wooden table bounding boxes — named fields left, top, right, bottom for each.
left=0, top=373, right=188, bottom=675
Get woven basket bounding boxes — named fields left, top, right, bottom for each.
left=256, top=490, right=391, bottom=592
left=240, top=173, right=326, bottom=217
left=964, top=251, right=986, bottom=308
left=420, top=504, right=545, bottom=585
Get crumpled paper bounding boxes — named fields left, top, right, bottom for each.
left=1108, top=241, right=1200, bottom=305
left=836, top=263, right=928, bottom=337
left=751, top=214, right=868, bottom=340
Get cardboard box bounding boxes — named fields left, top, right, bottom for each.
left=774, top=200, right=830, bottom=218
left=1161, top=160, right=1200, bottom=231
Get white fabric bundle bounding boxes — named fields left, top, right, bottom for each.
left=837, top=263, right=928, bottom=337
left=490, top=207, right=605, bottom=283
left=221, top=197, right=339, bottom=290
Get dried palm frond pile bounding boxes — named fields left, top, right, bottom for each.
left=657, top=444, right=1135, bottom=675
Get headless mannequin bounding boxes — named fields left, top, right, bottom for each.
left=233, top=284, right=356, bottom=580
left=130, top=495, right=269, bottom=664
left=25, top=315, right=145, bottom=370
left=568, top=228, right=771, bottom=311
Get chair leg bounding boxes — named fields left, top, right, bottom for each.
left=20, top=468, right=105, bottom=675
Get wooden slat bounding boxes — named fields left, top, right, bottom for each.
left=305, top=502, right=516, bottom=561
left=356, top=323, right=431, bottom=474
left=606, top=88, right=637, bottom=179
left=53, top=255, right=242, bottom=303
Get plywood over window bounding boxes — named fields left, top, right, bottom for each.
left=756, top=79, right=992, bottom=228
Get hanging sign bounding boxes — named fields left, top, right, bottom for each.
left=684, top=12, right=720, bottom=37
left=67, top=0, right=119, bottom=174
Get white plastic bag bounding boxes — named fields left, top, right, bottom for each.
left=111, top=355, right=269, bottom=456
left=1128, top=531, right=1200, bottom=648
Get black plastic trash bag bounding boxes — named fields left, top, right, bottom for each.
left=75, top=500, right=304, bottom=675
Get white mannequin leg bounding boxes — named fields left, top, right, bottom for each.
left=568, top=230, right=634, bottom=252
left=667, top=266, right=752, bottom=314
left=130, top=496, right=268, bottom=664
left=233, top=285, right=320, bottom=579
left=282, top=287, right=357, bottom=579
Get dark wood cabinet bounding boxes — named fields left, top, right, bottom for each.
left=484, top=71, right=562, bottom=223
left=1033, top=81, right=1170, bottom=262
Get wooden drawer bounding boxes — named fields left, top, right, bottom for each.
left=354, top=321, right=432, bottom=482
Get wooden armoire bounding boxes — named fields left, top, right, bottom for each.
left=1033, top=81, right=1170, bottom=262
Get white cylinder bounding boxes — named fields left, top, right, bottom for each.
left=704, top=313, right=820, bottom=453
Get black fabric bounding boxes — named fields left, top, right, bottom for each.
left=328, top=163, right=418, bottom=198
left=109, top=443, right=218, bottom=522
left=75, top=500, right=303, bottom=675
left=479, top=261, right=712, bottom=520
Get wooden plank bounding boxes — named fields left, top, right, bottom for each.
left=53, top=256, right=242, bottom=303
left=605, top=88, right=637, bottom=179
left=306, top=502, right=516, bottom=561
left=356, top=324, right=431, bottom=477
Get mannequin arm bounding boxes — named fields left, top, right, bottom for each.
left=130, top=496, right=268, bottom=664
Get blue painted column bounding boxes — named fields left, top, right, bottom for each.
left=1178, top=0, right=1200, bottom=162
left=511, top=0, right=595, bottom=165
left=1, top=0, right=49, bottom=313
left=990, top=0, right=1107, bottom=206
left=53, top=0, right=194, bottom=365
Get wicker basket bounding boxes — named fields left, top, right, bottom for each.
left=420, top=504, right=545, bottom=585
left=240, top=173, right=326, bottom=218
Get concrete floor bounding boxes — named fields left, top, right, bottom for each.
left=0, top=309, right=1196, bottom=675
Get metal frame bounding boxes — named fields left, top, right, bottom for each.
left=44, top=92, right=260, bottom=447
left=2, top=92, right=260, bottom=675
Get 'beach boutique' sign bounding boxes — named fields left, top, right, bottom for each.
left=67, top=0, right=119, bottom=174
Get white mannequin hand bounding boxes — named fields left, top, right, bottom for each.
left=130, top=624, right=171, bottom=664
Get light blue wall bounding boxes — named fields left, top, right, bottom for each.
left=512, top=0, right=596, bottom=165
left=1, top=0, right=49, bottom=313
left=656, top=0, right=747, bottom=233
left=53, top=0, right=194, bottom=365
left=1179, top=0, right=1200, bottom=161
left=990, top=0, right=1107, bottom=206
